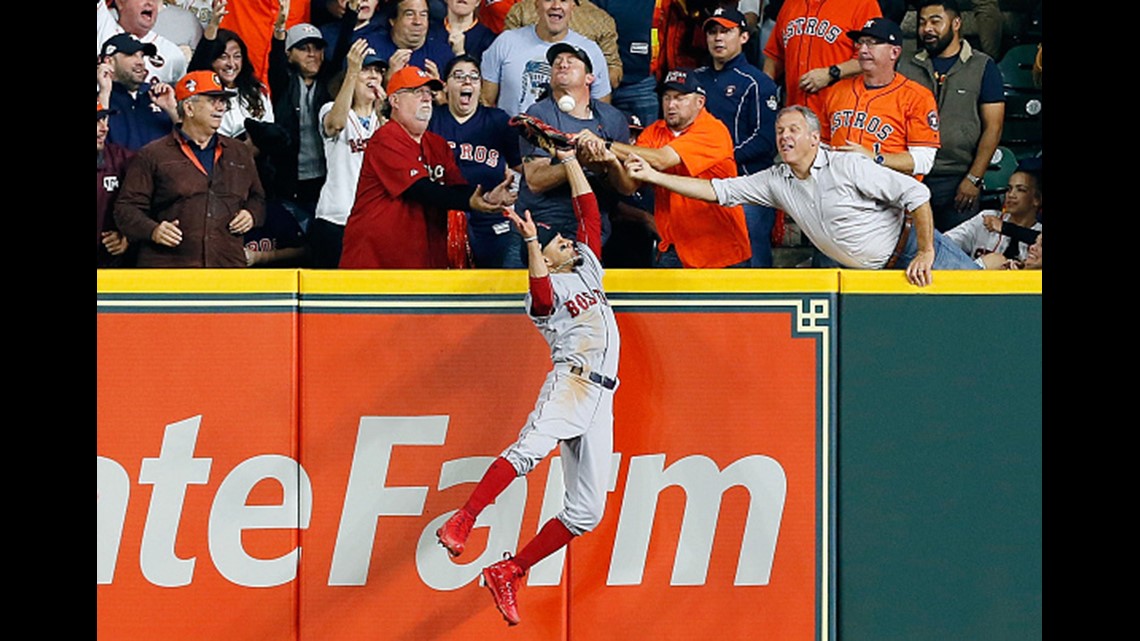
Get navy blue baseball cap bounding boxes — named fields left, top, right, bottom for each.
left=661, top=69, right=705, bottom=96
left=847, top=18, right=903, bottom=45
left=362, top=52, right=388, bottom=70
left=546, top=42, right=593, bottom=74
left=704, top=6, right=747, bottom=31
left=101, top=33, right=158, bottom=59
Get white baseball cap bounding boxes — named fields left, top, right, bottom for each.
left=285, top=23, right=326, bottom=51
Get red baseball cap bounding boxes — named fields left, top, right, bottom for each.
left=174, top=70, right=235, bottom=103
left=386, top=66, right=443, bottom=95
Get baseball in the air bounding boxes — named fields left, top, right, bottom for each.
left=557, top=95, right=576, bottom=113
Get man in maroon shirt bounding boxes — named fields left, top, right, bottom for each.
left=97, top=102, right=134, bottom=267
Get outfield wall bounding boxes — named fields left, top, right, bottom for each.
left=96, top=269, right=1041, bottom=641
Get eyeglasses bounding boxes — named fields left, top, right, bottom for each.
left=398, top=86, right=435, bottom=98
left=195, top=94, right=231, bottom=110
left=854, top=38, right=887, bottom=48
left=449, top=71, right=481, bottom=83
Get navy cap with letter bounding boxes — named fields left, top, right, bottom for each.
left=703, top=7, right=747, bottom=31
left=101, top=33, right=158, bottom=59
left=846, top=18, right=903, bottom=45
left=660, top=69, right=705, bottom=96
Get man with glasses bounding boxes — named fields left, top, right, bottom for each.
left=340, top=65, right=517, bottom=268
left=821, top=18, right=941, bottom=181
left=428, top=54, right=523, bottom=267
left=762, top=0, right=882, bottom=122
left=113, top=70, right=266, bottom=267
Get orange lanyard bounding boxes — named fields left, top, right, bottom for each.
left=176, top=132, right=223, bottom=176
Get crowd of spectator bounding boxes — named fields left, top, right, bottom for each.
left=97, top=0, right=1042, bottom=273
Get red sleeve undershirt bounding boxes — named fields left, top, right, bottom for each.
left=528, top=192, right=600, bottom=317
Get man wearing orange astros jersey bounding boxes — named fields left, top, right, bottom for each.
left=762, top=0, right=882, bottom=122
left=821, top=18, right=940, bottom=180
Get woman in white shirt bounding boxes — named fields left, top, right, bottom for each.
left=311, top=38, right=388, bottom=268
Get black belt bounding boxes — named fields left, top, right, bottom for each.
left=570, top=365, right=617, bottom=390
left=884, top=217, right=913, bottom=269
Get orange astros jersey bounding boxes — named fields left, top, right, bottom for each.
left=821, top=72, right=941, bottom=161
left=763, top=0, right=882, bottom=121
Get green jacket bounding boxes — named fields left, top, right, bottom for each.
left=899, top=41, right=994, bottom=177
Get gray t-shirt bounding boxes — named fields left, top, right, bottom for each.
left=480, top=26, right=612, bottom=118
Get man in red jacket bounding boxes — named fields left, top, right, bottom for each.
left=339, top=65, right=516, bottom=268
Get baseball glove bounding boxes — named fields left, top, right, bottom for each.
left=508, top=113, right=577, bottom=155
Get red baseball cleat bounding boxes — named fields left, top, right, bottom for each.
left=480, top=554, right=526, bottom=626
left=436, top=509, right=475, bottom=558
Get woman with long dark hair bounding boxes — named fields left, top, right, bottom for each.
left=188, top=25, right=275, bottom=141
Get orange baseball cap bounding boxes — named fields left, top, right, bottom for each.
left=174, top=70, right=235, bottom=103
left=386, top=66, right=443, bottom=95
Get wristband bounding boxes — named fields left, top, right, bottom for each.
left=523, top=235, right=538, bottom=243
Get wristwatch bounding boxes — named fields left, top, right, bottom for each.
left=828, top=65, right=842, bottom=85
left=874, top=154, right=885, bottom=165
left=965, top=174, right=983, bottom=187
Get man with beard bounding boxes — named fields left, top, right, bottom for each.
left=98, top=33, right=180, bottom=151
left=899, top=0, right=1006, bottom=231
left=428, top=54, right=523, bottom=267
left=339, top=65, right=517, bottom=268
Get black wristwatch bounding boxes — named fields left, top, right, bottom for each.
left=828, top=65, right=842, bottom=85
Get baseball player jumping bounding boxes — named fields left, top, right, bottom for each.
left=436, top=137, right=620, bottom=626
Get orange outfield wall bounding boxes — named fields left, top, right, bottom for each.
left=97, top=269, right=838, bottom=641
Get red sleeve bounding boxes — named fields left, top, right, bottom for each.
left=572, top=192, right=602, bottom=257
left=529, top=275, right=554, bottom=316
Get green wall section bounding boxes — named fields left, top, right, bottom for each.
left=836, top=294, right=1042, bottom=641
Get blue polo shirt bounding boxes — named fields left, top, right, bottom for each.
left=105, top=82, right=175, bottom=152
left=368, top=24, right=455, bottom=74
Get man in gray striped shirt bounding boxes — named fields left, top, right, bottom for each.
left=622, top=105, right=980, bottom=286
